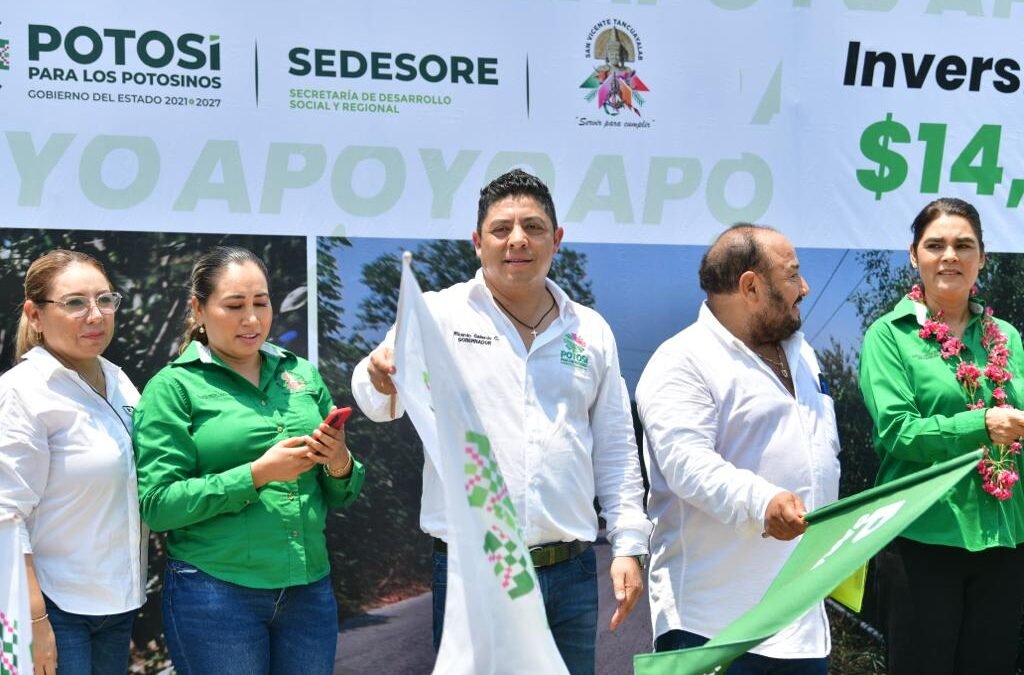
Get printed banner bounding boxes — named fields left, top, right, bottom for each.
left=634, top=449, right=984, bottom=675
left=1, top=3, right=1024, bottom=251
left=390, top=252, right=568, bottom=675
left=0, top=518, right=32, bottom=675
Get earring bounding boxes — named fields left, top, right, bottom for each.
left=198, top=325, right=206, bottom=335
left=911, top=262, right=918, bottom=269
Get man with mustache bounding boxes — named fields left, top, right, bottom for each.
left=351, top=169, right=651, bottom=675
left=636, top=224, right=840, bottom=673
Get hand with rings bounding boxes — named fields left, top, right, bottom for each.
left=367, top=346, right=397, bottom=396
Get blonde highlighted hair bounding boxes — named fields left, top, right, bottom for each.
left=15, top=250, right=109, bottom=362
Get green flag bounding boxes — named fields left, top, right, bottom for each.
left=635, top=449, right=984, bottom=675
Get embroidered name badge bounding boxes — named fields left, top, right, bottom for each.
left=560, top=332, right=590, bottom=370
left=453, top=330, right=499, bottom=346
left=280, top=372, right=306, bottom=392
left=912, top=346, right=942, bottom=360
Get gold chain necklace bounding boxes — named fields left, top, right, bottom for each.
left=757, top=343, right=790, bottom=380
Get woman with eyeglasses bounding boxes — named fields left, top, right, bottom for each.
left=0, top=250, right=145, bottom=675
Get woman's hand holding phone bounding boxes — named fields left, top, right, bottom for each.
left=310, top=407, right=354, bottom=478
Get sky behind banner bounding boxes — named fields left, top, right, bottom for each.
left=325, top=238, right=880, bottom=391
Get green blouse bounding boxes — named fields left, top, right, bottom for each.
left=133, top=341, right=365, bottom=588
left=859, top=295, right=1024, bottom=550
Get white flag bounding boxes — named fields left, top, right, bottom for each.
left=391, top=253, right=569, bottom=675
left=0, top=518, right=32, bottom=675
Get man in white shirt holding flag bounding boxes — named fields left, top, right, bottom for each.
left=352, top=169, right=651, bottom=675
left=636, top=224, right=840, bottom=673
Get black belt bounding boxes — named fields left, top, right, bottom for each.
left=433, top=538, right=591, bottom=568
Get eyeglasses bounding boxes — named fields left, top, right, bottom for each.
left=37, top=292, right=123, bottom=317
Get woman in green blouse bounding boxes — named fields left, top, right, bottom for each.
left=133, top=246, right=365, bottom=675
left=860, top=198, right=1024, bottom=675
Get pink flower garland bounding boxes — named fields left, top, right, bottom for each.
left=910, top=284, right=1021, bottom=500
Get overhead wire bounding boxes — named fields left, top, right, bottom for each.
left=801, top=249, right=850, bottom=324
left=808, top=270, right=868, bottom=344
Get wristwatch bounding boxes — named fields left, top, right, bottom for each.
left=633, top=554, right=649, bottom=571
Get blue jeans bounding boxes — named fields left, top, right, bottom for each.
left=162, top=559, right=338, bottom=675
left=432, top=546, right=599, bottom=675
left=43, top=595, right=135, bottom=675
left=655, top=629, right=828, bottom=675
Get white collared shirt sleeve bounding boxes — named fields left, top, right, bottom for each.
left=637, top=347, right=783, bottom=535
left=590, top=325, right=652, bottom=556
left=351, top=325, right=408, bottom=422
left=0, top=386, right=49, bottom=553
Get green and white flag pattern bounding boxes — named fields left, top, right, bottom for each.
left=0, top=518, right=31, bottom=675
left=464, top=431, right=535, bottom=600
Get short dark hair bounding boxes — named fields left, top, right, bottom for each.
left=179, top=246, right=271, bottom=353
left=910, top=197, right=984, bottom=253
left=698, top=223, right=778, bottom=295
left=476, top=169, right=557, bottom=233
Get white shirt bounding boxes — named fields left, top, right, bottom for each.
left=352, top=271, right=651, bottom=556
left=0, top=347, right=146, bottom=615
left=635, top=303, right=840, bottom=659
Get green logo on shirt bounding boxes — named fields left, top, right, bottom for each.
left=560, top=332, right=589, bottom=370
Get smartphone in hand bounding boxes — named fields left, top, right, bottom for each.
left=323, top=406, right=353, bottom=429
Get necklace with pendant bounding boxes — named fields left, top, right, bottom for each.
left=493, top=289, right=557, bottom=338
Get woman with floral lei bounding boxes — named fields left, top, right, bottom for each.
left=860, top=197, right=1024, bottom=675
